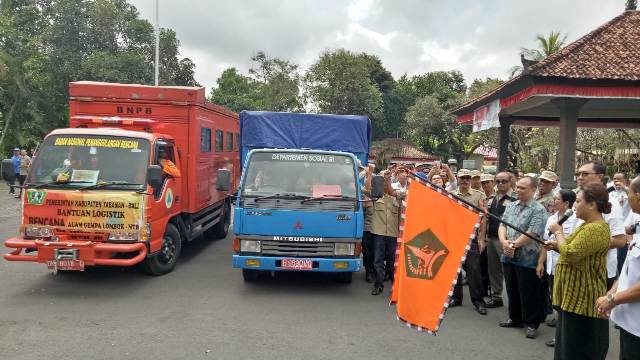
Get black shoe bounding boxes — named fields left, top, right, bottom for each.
left=525, top=327, right=538, bottom=339
left=475, top=304, right=487, bottom=315
left=448, top=298, right=462, bottom=307
left=485, top=298, right=504, bottom=308
left=546, top=317, right=557, bottom=327
left=499, top=319, right=524, bottom=328
left=371, top=286, right=383, bottom=295
left=545, top=338, right=555, bottom=347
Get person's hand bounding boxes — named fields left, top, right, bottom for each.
left=503, top=241, right=515, bottom=258
left=536, top=262, right=545, bottom=278
left=595, top=296, right=614, bottom=319
left=548, top=223, right=562, bottom=235
left=544, top=240, right=558, bottom=252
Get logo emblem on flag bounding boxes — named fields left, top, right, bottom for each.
left=404, top=229, right=448, bottom=280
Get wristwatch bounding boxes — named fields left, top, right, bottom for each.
left=607, top=293, right=617, bottom=307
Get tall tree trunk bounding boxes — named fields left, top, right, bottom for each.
left=0, top=98, right=19, bottom=150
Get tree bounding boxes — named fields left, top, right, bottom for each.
left=0, top=0, right=199, bottom=153
left=209, top=68, right=263, bottom=113
left=0, top=0, right=46, bottom=151
left=509, top=31, right=567, bottom=78
left=467, top=77, right=503, bottom=99
left=403, top=95, right=469, bottom=159
left=304, top=49, right=382, bottom=119
left=248, top=51, right=302, bottom=111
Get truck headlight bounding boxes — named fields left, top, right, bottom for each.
left=24, top=226, right=54, bottom=238
left=107, top=232, right=139, bottom=242
left=334, top=243, right=355, bottom=256
left=240, top=240, right=261, bottom=252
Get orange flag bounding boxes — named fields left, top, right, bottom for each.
left=390, top=176, right=482, bottom=334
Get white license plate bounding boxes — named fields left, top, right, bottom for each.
left=281, top=259, right=313, bottom=270
left=46, top=260, right=85, bottom=271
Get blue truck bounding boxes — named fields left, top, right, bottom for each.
left=231, top=111, right=372, bottom=283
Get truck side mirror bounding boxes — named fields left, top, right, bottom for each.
left=216, top=169, right=231, bottom=192
left=147, top=165, right=163, bottom=189
left=1, top=159, right=15, bottom=182
left=371, top=175, right=385, bottom=198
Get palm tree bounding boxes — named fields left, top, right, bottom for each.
left=509, top=31, right=567, bottom=78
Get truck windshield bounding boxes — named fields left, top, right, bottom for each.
left=27, top=135, right=150, bottom=189
left=242, top=152, right=357, bottom=199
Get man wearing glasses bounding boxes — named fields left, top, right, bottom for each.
left=485, top=172, right=516, bottom=309
left=575, top=161, right=627, bottom=290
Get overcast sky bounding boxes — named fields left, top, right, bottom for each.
left=129, top=0, right=625, bottom=93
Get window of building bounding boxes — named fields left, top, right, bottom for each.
left=226, top=132, right=233, bottom=152
left=215, top=129, right=223, bottom=152
left=200, top=128, right=211, bottom=152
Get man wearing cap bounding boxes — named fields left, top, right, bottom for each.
left=471, top=169, right=482, bottom=191
left=481, top=173, right=496, bottom=199
left=450, top=168, right=488, bottom=315
left=536, top=170, right=558, bottom=214
left=9, top=148, right=20, bottom=195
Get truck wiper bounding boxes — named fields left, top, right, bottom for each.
left=78, top=181, right=143, bottom=191
left=301, top=195, right=356, bottom=204
left=29, top=181, right=93, bottom=189
left=253, top=193, right=310, bottom=202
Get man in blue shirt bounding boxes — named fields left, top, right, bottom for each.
left=498, top=176, right=548, bottom=339
left=9, top=148, right=20, bottom=194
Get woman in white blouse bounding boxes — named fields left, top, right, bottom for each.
left=538, top=189, right=579, bottom=348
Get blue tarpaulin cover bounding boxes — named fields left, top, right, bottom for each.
left=240, top=111, right=371, bottom=165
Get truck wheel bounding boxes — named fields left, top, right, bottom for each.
left=206, top=201, right=230, bottom=240
left=335, top=272, right=353, bottom=284
left=242, top=269, right=260, bottom=282
left=142, top=224, right=182, bottom=276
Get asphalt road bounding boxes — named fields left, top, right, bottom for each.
left=0, top=184, right=620, bottom=359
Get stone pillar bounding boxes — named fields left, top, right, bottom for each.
left=552, top=98, right=588, bottom=189
left=497, top=117, right=512, bottom=171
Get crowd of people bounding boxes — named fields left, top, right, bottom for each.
left=7, top=147, right=32, bottom=198
left=359, top=160, right=639, bottom=360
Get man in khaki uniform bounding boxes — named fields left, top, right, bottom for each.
left=450, top=168, right=488, bottom=315
left=370, top=170, right=401, bottom=295
left=481, top=173, right=496, bottom=199
left=536, top=170, right=558, bottom=214
left=471, top=169, right=483, bottom=191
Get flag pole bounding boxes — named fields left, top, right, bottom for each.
left=408, top=172, right=545, bottom=245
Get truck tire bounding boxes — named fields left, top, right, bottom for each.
left=334, top=272, right=353, bottom=284
left=141, top=224, right=182, bottom=276
left=242, top=269, right=260, bottom=282
left=206, top=200, right=230, bottom=240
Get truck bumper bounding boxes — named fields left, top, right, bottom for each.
left=232, top=255, right=361, bottom=272
left=4, top=238, right=148, bottom=267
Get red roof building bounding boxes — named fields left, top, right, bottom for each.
left=454, top=7, right=640, bottom=188
left=369, top=138, right=437, bottom=165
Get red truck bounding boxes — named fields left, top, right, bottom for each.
left=3, top=81, right=239, bottom=275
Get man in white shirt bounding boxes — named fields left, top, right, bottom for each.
left=391, top=168, right=408, bottom=196
left=597, top=176, right=640, bottom=360
left=575, top=161, right=627, bottom=289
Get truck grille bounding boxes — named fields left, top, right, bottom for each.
left=242, top=199, right=355, bottom=211
left=261, top=241, right=334, bottom=257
